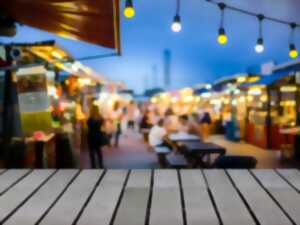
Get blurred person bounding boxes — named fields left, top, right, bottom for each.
left=111, top=101, right=123, bottom=147
left=200, top=112, right=212, bottom=140
left=140, top=110, right=152, bottom=142
left=164, top=107, right=179, bottom=133
left=148, top=119, right=170, bottom=148
left=127, top=100, right=138, bottom=130
left=87, top=105, right=106, bottom=168
left=188, top=113, right=202, bottom=138
left=177, top=115, right=189, bottom=133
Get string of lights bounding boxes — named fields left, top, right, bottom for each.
left=122, top=0, right=299, bottom=59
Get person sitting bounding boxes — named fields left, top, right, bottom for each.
left=188, top=113, right=202, bottom=138
left=149, top=119, right=169, bottom=148
left=177, top=115, right=189, bottom=133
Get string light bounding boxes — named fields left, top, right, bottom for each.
left=289, top=23, right=298, bottom=58
left=124, top=0, right=135, bottom=18
left=255, top=14, right=264, bottom=53
left=171, top=0, right=182, bottom=32
left=217, top=3, right=227, bottom=45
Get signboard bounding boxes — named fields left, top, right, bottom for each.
left=16, top=66, right=52, bottom=135
left=261, top=61, right=275, bottom=75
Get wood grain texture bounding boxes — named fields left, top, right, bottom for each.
left=228, top=169, right=292, bottom=225
left=252, top=169, right=300, bottom=224
left=76, top=170, right=128, bottom=225
left=0, top=170, right=54, bottom=223
left=150, top=170, right=183, bottom=225
left=180, top=170, right=219, bottom=225
left=113, top=170, right=151, bottom=225
left=276, top=169, right=300, bottom=192
left=39, top=170, right=103, bottom=225
left=204, top=170, right=255, bottom=225
left=0, top=169, right=30, bottom=194
left=4, top=170, right=78, bottom=225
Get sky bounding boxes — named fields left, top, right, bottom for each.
left=1, top=0, right=300, bottom=93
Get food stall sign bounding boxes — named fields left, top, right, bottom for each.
left=16, top=66, right=52, bottom=136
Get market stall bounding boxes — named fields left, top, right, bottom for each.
left=243, top=63, right=300, bottom=151
left=209, top=74, right=260, bottom=141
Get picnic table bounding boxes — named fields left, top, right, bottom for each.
left=0, top=169, right=299, bottom=225
left=168, top=133, right=200, bottom=142
left=177, top=141, right=226, bottom=167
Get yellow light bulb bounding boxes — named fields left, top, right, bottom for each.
left=124, top=7, right=135, bottom=18
left=289, top=49, right=298, bottom=58
left=218, top=34, right=227, bottom=45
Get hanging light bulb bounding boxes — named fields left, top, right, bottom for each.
left=289, top=44, right=298, bottom=58
left=171, top=0, right=182, bottom=32
left=255, top=38, right=264, bottom=53
left=217, top=3, right=227, bottom=45
left=172, top=14, right=182, bottom=32
left=124, top=0, right=135, bottom=18
left=255, top=15, right=265, bottom=53
left=218, top=28, right=227, bottom=44
left=289, top=23, right=298, bottom=59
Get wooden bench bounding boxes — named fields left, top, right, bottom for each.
left=154, top=146, right=171, bottom=168
left=166, top=154, right=188, bottom=169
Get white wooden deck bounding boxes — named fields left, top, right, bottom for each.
left=0, top=169, right=299, bottom=225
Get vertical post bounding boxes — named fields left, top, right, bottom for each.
left=2, top=45, right=13, bottom=146
left=163, top=49, right=171, bottom=88
left=266, top=87, right=272, bottom=149
left=294, top=79, right=300, bottom=159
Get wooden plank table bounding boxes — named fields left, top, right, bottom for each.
left=178, top=141, right=226, bottom=155
left=0, top=169, right=299, bottom=225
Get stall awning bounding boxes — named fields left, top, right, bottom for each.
left=0, top=0, right=121, bottom=53
left=242, top=63, right=300, bottom=87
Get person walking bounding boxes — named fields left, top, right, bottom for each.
left=111, top=101, right=123, bottom=147
left=87, top=105, right=105, bottom=168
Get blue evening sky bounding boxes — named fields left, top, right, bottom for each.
left=1, top=0, right=300, bottom=93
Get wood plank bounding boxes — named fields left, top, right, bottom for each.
left=0, top=170, right=30, bottom=194
left=76, top=170, right=128, bottom=225
left=204, top=170, right=255, bottom=225
left=4, top=170, right=78, bottom=225
left=150, top=170, right=183, bottom=225
left=113, top=170, right=151, bottom=225
left=228, top=170, right=292, bottom=225
left=252, top=169, right=300, bottom=224
left=39, top=170, right=103, bottom=225
left=276, top=169, right=300, bottom=192
left=180, top=170, right=219, bottom=225
left=0, top=169, right=54, bottom=223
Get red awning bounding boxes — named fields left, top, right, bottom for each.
left=0, top=0, right=121, bottom=53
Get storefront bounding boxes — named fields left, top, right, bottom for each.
left=243, top=63, right=300, bottom=150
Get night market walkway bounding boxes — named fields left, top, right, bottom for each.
left=80, top=131, right=299, bottom=169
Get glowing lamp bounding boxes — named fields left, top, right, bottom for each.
left=255, top=38, right=264, bottom=53
left=289, top=44, right=298, bottom=59
left=171, top=14, right=182, bottom=32
left=217, top=28, right=227, bottom=45
left=124, top=0, right=135, bottom=18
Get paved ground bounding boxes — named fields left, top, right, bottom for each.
left=81, top=130, right=300, bottom=169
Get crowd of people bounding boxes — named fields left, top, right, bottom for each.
left=141, top=107, right=212, bottom=148
left=86, top=100, right=140, bottom=168
left=84, top=99, right=212, bottom=168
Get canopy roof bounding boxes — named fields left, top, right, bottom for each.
left=0, top=0, right=120, bottom=53
left=242, top=63, right=300, bottom=87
